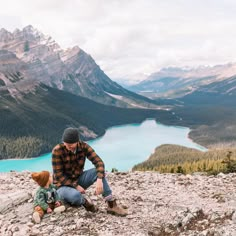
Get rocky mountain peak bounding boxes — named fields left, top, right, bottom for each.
left=0, top=28, right=13, bottom=43
left=21, top=25, right=44, bottom=41
left=13, top=28, right=21, bottom=35
left=60, top=46, right=80, bottom=62
left=0, top=28, right=9, bottom=33
left=0, top=26, right=61, bottom=57
left=0, top=25, right=41, bottom=43
left=23, top=25, right=36, bottom=32
left=0, top=26, right=158, bottom=108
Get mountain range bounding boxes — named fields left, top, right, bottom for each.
left=0, top=26, right=171, bottom=159
left=0, top=25, right=158, bottom=109
left=128, top=65, right=236, bottom=98
left=1, top=25, right=236, bottom=159
left=159, top=76, right=236, bottom=147
left=127, top=64, right=236, bottom=148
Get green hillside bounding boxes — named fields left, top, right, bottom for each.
left=0, top=85, right=173, bottom=159
left=133, top=144, right=236, bottom=175
left=155, top=85, right=236, bottom=147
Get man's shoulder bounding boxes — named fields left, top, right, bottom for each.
left=79, top=141, right=89, bottom=148
left=52, top=144, right=64, bottom=153
left=78, top=141, right=92, bottom=153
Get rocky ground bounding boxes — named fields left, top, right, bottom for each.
left=1, top=171, right=236, bottom=236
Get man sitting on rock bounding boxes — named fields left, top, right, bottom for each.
left=52, top=127, right=127, bottom=216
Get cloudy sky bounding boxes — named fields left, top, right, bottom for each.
left=0, top=0, right=236, bottom=84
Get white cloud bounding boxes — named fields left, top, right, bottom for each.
left=1, top=0, right=236, bottom=83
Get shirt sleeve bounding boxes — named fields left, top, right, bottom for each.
left=83, top=142, right=105, bottom=179
left=52, top=148, right=77, bottom=187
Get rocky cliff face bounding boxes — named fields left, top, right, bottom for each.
left=0, top=25, right=158, bottom=108
left=0, top=49, right=51, bottom=98
left=1, top=171, right=236, bottom=236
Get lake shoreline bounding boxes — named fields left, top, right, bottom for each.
left=1, top=114, right=231, bottom=162
left=0, top=120, right=207, bottom=172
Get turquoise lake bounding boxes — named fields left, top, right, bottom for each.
left=0, top=119, right=207, bottom=172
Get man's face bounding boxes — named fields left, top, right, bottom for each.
left=64, top=142, right=77, bottom=152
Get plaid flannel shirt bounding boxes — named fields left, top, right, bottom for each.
left=52, top=141, right=105, bottom=188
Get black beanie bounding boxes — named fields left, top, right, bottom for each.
left=62, top=128, right=79, bottom=143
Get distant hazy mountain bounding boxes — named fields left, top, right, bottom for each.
left=179, top=76, right=236, bottom=106
left=128, top=65, right=236, bottom=98
left=0, top=25, right=158, bottom=109
left=161, top=76, right=236, bottom=147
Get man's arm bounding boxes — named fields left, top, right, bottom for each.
left=83, top=142, right=105, bottom=179
left=52, top=148, right=77, bottom=187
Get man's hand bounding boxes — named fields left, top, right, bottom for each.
left=47, top=207, right=53, bottom=213
left=76, top=185, right=85, bottom=194
left=95, top=178, right=103, bottom=195
left=55, top=201, right=61, bottom=207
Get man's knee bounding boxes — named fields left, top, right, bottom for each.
left=69, top=191, right=84, bottom=205
left=81, top=168, right=98, bottom=184
left=57, top=187, right=84, bottom=206
left=90, top=168, right=98, bottom=179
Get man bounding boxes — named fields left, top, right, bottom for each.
left=52, top=127, right=127, bottom=216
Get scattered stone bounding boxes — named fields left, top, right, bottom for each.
left=1, top=171, right=236, bottom=235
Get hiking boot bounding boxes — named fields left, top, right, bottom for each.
left=54, top=205, right=66, bottom=213
left=107, top=199, right=128, bottom=216
left=83, top=197, right=98, bottom=212
left=32, top=212, right=41, bottom=223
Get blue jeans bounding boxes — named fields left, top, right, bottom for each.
left=57, top=168, right=112, bottom=206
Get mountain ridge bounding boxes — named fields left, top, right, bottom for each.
left=0, top=25, right=159, bottom=109
left=0, top=84, right=173, bottom=159
left=128, top=64, right=236, bottom=98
